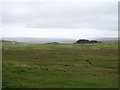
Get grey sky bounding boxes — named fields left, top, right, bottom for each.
left=0, top=0, right=118, bottom=39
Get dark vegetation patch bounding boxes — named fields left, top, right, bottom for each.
left=86, top=60, right=93, bottom=66
left=34, top=57, right=38, bottom=59
left=75, top=39, right=101, bottom=44
left=47, top=42, right=59, bottom=44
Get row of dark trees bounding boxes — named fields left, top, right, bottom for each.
left=75, top=39, right=101, bottom=44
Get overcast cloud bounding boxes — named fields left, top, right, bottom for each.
left=0, top=0, right=118, bottom=39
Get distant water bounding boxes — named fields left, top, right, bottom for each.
left=16, top=40, right=75, bottom=44
left=2, top=37, right=118, bottom=44
left=2, top=37, right=76, bottom=44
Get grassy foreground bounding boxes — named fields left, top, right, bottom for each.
left=2, top=41, right=118, bottom=88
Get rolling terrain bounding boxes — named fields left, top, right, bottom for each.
left=2, top=40, right=118, bottom=88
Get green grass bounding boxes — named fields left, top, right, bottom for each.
left=2, top=41, right=118, bottom=88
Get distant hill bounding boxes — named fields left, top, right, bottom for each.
left=95, top=37, right=118, bottom=42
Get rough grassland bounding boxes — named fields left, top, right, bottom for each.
left=2, top=41, right=118, bottom=88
